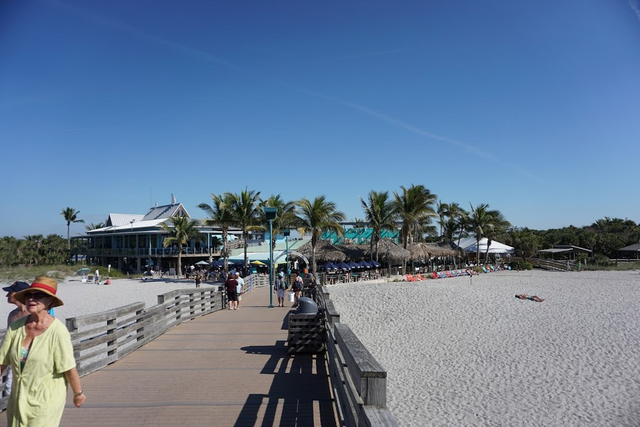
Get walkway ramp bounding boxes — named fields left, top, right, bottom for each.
left=55, top=285, right=338, bottom=426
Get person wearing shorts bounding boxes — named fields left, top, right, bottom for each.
left=225, top=275, right=239, bottom=310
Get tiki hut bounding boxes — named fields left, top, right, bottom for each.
left=367, top=239, right=410, bottom=264
left=298, top=239, right=346, bottom=263
left=422, top=242, right=460, bottom=258
left=335, top=244, right=367, bottom=261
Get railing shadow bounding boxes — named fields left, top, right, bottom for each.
left=236, top=341, right=337, bottom=427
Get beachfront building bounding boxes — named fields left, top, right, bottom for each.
left=74, top=201, right=242, bottom=274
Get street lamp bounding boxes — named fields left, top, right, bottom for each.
left=264, top=207, right=278, bottom=308
left=283, top=229, right=290, bottom=283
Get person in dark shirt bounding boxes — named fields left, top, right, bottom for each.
left=225, top=275, right=239, bottom=310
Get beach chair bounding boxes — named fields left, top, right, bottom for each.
left=416, top=274, right=426, bottom=281
left=482, top=267, right=489, bottom=273
left=405, top=274, right=418, bottom=282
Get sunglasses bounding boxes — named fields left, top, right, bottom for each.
left=25, top=292, right=48, bottom=300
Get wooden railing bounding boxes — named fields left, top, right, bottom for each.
left=313, top=285, right=398, bottom=426
left=0, top=274, right=272, bottom=410
left=531, top=258, right=574, bottom=271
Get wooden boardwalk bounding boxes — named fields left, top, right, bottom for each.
left=8, top=285, right=338, bottom=426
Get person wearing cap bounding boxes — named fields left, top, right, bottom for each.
left=0, top=276, right=86, bottom=425
left=274, top=272, right=287, bottom=307
left=4, top=282, right=30, bottom=328
left=2, top=282, right=31, bottom=398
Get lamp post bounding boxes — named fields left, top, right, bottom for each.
left=283, top=229, right=290, bottom=283
left=264, top=207, right=277, bottom=308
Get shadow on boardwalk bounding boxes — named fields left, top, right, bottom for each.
left=237, top=339, right=337, bottom=427
left=3, top=285, right=340, bottom=427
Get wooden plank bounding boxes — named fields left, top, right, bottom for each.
left=67, top=302, right=145, bottom=329
left=335, top=323, right=388, bottom=407
left=362, top=406, right=400, bottom=426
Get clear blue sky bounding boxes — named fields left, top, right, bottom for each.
left=2, top=0, right=639, bottom=239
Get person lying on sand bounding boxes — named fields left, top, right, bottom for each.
left=515, top=294, right=544, bottom=302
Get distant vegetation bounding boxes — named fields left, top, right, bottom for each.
left=0, top=193, right=638, bottom=283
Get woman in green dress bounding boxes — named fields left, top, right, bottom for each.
left=0, top=276, right=86, bottom=426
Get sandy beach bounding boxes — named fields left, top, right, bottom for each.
left=0, top=277, right=215, bottom=326
left=327, top=270, right=640, bottom=426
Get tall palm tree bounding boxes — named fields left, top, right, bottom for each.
left=198, top=193, right=235, bottom=271
left=61, top=207, right=84, bottom=251
left=160, top=215, right=203, bottom=278
left=226, top=188, right=262, bottom=274
left=360, top=190, right=396, bottom=262
left=437, top=201, right=450, bottom=241
left=296, top=196, right=345, bottom=273
left=468, top=203, right=509, bottom=263
left=392, top=185, right=438, bottom=249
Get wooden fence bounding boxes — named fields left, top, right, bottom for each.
left=312, top=285, right=399, bottom=426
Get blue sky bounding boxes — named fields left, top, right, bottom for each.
left=2, top=0, right=640, bottom=238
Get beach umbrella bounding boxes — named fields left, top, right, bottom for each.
left=211, top=259, right=224, bottom=267
left=251, top=260, right=267, bottom=266
left=77, top=267, right=91, bottom=276
left=195, top=260, right=209, bottom=266
left=321, top=262, right=337, bottom=270
left=357, top=260, right=370, bottom=268
left=348, top=261, right=359, bottom=269
left=336, top=261, right=351, bottom=270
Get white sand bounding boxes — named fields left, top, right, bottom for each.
left=327, top=270, right=640, bottom=426
left=0, top=277, right=214, bottom=326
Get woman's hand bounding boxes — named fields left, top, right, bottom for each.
left=73, top=392, right=86, bottom=407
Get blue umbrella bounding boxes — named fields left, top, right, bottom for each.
left=348, top=261, right=359, bottom=269
left=321, top=262, right=337, bottom=270
left=336, top=262, right=351, bottom=270
left=371, top=260, right=382, bottom=268
left=357, top=260, right=370, bottom=268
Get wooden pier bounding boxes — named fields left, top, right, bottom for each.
left=20, top=285, right=338, bottom=427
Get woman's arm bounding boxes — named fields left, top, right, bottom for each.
left=64, top=367, right=86, bottom=407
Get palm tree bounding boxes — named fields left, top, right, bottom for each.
left=85, top=222, right=105, bottom=231
left=160, top=215, right=203, bottom=278
left=468, top=203, right=509, bottom=263
left=226, top=188, right=262, bottom=274
left=360, top=190, right=397, bottom=262
left=261, top=195, right=297, bottom=248
left=198, top=193, right=235, bottom=271
left=392, top=185, right=438, bottom=249
left=296, top=196, right=345, bottom=273
left=61, top=207, right=84, bottom=251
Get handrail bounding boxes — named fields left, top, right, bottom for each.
left=312, top=284, right=398, bottom=426
left=531, top=258, right=574, bottom=271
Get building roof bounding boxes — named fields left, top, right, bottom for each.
left=618, top=243, right=640, bottom=252
left=538, top=245, right=592, bottom=254
left=106, top=214, right=145, bottom=227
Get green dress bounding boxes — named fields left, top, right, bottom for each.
left=0, top=317, right=76, bottom=427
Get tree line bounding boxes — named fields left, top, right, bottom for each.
left=0, top=189, right=638, bottom=270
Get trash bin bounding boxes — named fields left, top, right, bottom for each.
left=295, top=297, right=318, bottom=314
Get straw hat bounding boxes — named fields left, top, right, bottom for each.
left=14, top=276, right=64, bottom=307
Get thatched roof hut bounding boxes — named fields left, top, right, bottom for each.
left=335, top=244, right=367, bottom=261
left=422, top=242, right=460, bottom=258
left=298, top=239, right=346, bottom=262
left=367, top=239, right=410, bottom=263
